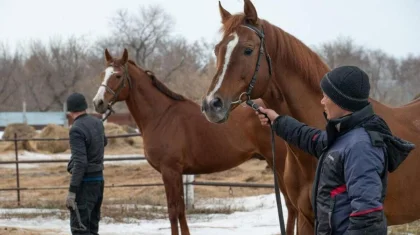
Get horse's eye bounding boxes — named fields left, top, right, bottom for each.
left=116, top=75, right=122, bottom=79
left=244, top=48, right=253, bottom=56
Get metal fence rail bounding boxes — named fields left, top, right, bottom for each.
left=0, top=133, right=274, bottom=206
left=0, top=182, right=275, bottom=192
left=0, top=133, right=142, bottom=142
left=0, top=157, right=146, bottom=164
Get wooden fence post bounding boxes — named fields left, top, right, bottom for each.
left=183, top=174, right=194, bottom=210
left=14, top=133, right=20, bottom=206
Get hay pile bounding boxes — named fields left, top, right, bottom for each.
left=1, top=123, right=37, bottom=151
left=35, top=124, right=70, bottom=153
left=0, top=122, right=143, bottom=154
left=104, top=123, right=143, bottom=150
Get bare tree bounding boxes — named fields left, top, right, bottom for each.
left=0, top=43, right=21, bottom=111
left=48, top=36, right=90, bottom=109
left=159, top=38, right=216, bottom=102
left=97, top=5, right=174, bottom=67
left=313, top=37, right=412, bottom=105
left=22, top=41, right=52, bottom=111
left=22, top=37, right=91, bottom=111
left=399, top=55, right=420, bottom=101
left=366, top=50, right=397, bottom=102
left=91, top=4, right=215, bottom=104
left=314, top=36, right=370, bottom=69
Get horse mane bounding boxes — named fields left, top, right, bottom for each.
left=127, top=60, right=185, bottom=101
left=221, top=14, right=330, bottom=92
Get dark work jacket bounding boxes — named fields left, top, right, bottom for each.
left=67, top=113, right=107, bottom=193
left=272, top=104, right=415, bottom=235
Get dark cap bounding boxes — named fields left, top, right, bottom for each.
left=66, top=92, right=88, bottom=112
left=320, top=66, right=370, bottom=112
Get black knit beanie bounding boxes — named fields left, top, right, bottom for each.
left=66, top=92, right=88, bottom=112
left=320, top=66, right=370, bottom=112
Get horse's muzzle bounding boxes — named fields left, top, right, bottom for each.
left=93, top=99, right=108, bottom=114
left=201, top=98, right=229, bottom=124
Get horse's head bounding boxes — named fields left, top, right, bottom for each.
left=202, top=0, right=272, bottom=123
left=93, top=48, right=132, bottom=114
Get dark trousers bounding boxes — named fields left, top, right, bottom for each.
left=70, top=180, right=104, bottom=235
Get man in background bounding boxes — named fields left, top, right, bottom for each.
left=65, top=92, right=107, bottom=235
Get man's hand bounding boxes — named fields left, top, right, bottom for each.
left=66, top=192, right=76, bottom=210
left=256, top=107, right=279, bottom=126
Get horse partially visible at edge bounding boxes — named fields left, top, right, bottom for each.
left=201, top=0, right=420, bottom=234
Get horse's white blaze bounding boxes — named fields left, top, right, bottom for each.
left=206, top=32, right=239, bottom=103
left=93, top=67, right=115, bottom=103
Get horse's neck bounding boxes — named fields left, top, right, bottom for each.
left=261, top=85, right=318, bottom=179
left=263, top=64, right=327, bottom=130
left=125, top=69, right=173, bottom=133
left=264, top=22, right=329, bottom=129
left=259, top=22, right=333, bottom=177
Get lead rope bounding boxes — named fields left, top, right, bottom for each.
left=101, top=106, right=114, bottom=122
left=246, top=100, right=286, bottom=235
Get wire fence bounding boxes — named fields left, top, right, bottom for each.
left=0, top=132, right=274, bottom=206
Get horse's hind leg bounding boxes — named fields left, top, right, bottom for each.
left=162, top=168, right=188, bottom=235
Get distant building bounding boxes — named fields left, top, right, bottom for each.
left=0, top=111, right=67, bottom=131
left=0, top=111, right=137, bottom=131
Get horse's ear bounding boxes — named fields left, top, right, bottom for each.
left=219, top=1, right=231, bottom=24
left=104, top=48, right=112, bottom=64
left=244, top=0, right=258, bottom=25
left=121, top=48, right=128, bottom=64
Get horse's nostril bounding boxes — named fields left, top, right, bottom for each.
left=210, top=97, right=223, bottom=110
left=98, top=100, right=104, bottom=106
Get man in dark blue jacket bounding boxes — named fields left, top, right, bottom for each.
left=257, top=66, right=415, bottom=235
left=65, top=92, right=107, bottom=235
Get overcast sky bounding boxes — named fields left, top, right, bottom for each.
left=1, top=0, right=419, bottom=58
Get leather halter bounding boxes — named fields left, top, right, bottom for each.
left=231, top=24, right=273, bottom=104
left=101, top=63, right=132, bottom=121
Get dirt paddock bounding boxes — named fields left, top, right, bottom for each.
left=0, top=148, right=419, bottom=234
left=0, top=227, right=61, bottom=235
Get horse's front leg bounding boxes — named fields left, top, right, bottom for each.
left=161, top=167, right=190, bottom=235
left=178, top=175, right=190, bottom=235
left=285, top=199, right=297, bottom=235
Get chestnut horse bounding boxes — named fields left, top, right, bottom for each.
left=201, top=0, right=420, bottom=234
left=92, top=48, right=297, bottom=235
